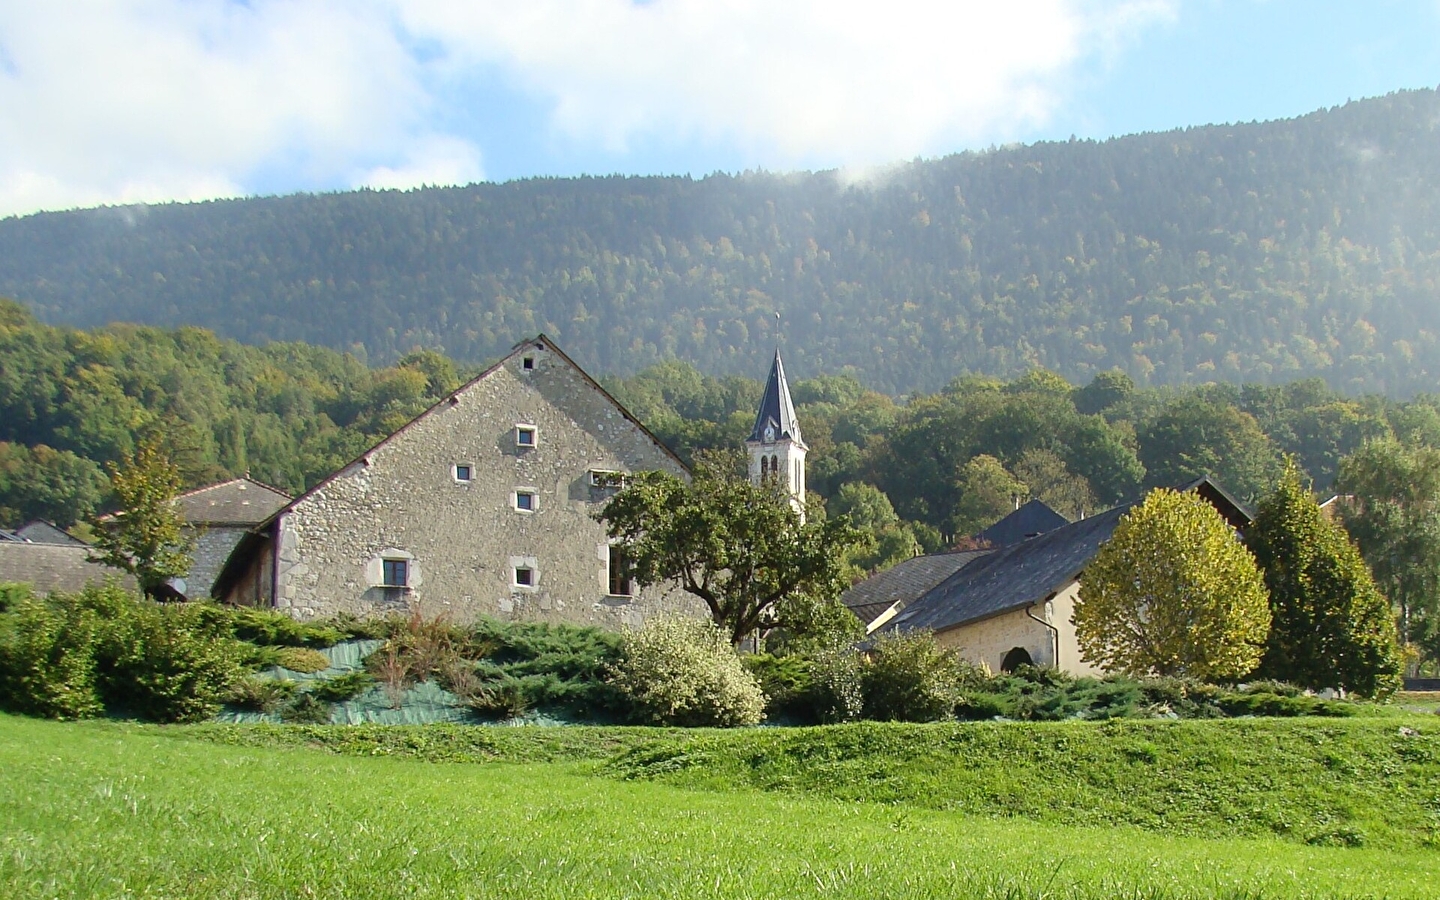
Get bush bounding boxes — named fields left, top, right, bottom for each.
left=309, top=670, right=374, bottom=703
left=97, top=600, right=247, bottom=723
left=0, top=582, right=33, bottom=614
left=806, top=645, right=865, bottom=724
left=189, top=604, right=344, bottom=648
left=273, top=647, right=332, bottom=674
left=280, top=691, right=333, bottom=724
left=743, top=653, right=814, bottom=721
left=862, top=631, right=964, bottom=722
left=609, top=617, right=765, bottom=727
left=0, top=595, right=103, bottom=718
left=463, top=618, right=626, bottom=718
left=227, top=675, right=297, bottom=712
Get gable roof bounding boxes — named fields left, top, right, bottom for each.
left=839, top=549, right=990, bottom=626
left=0, top=529, right=23, bottom=543
left=974, top=499, right=1069, bottom=548
left=747, top=349, right=803, bottom=446
left=0, top=541, right=137, bottom=594
left=15, top=520, right=88, bottom=546
left=210, top=334, right=686, bottom=598
left=884, top=504, right=1131, bottom=636
left=175, top=477, right=292, bottom=526
left=882, top=476, right=1256, bottom=637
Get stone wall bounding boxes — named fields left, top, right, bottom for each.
left=268, top=339, right=703, bottom=627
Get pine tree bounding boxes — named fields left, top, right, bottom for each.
left=1249, top=465, right=1401, bottom=698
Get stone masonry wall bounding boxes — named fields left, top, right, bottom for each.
left=271, top=340, right=702, bottom=627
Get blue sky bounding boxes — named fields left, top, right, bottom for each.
left=0, top=1, right=1436, bottom=218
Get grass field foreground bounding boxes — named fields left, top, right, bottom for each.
left=5, top=715, right=1440, bottom=899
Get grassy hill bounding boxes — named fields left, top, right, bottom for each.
left=2, top=90, right=1440, bottom=394
left=6, top=714, right=1440, bottom=899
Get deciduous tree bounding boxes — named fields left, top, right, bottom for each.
left=88, top=436, right=193, bottom=600
left=1075, top=488, right=1270, bottom=679
left=598, top=454, right=865, bottom=645
left=1248, top=465, right=1401, bottom=697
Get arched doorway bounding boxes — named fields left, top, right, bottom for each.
left=1001, top=646, right=1034, bottom=673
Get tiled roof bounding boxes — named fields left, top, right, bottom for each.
left=838, top=550, right=991, bottom=626
left=16, top=520, right=87, bottom=546
left=974, top=499, right=1069, bottom=548
left=0, top=542, right=136, bottom=594
left=883, top=504, right=1132, bottom=635
left=175, top=477, right=292, bottom=526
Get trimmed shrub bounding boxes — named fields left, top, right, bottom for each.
left=743, top=653, right=814, bottom=722
left=273, top=647, right=332, bottom=674
left=862, top=631, right=963, bottom=722
left=0, top=582, right=33, bottom=614
left=609, top=617, right=765, bottom=727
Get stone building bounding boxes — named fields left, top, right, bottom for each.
left=869, top=477, right=1252, bottom=675
left=213, top=336, right=697, bottom=627
left=174, top=477, right=292, bottom=600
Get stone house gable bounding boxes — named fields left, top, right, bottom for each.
left=214, top=336, right=698, bottom=628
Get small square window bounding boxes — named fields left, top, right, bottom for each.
left=522, top=356, right=535, bottom=370
left=515, top=491, right=536, bottom=511
left=382, top=559, right=409, bottom=588
left=514, top=566, right=534, bottom=587
left=454, top=464, right=473, bottom=482
left=516, top=425, right=537, bottom=447
left=590, top=470, right=628, bottom=489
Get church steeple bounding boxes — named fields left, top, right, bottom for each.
left=747, top=349, right=807, bottom=519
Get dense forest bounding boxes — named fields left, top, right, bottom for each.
left=2, top=91, right=1440, bottom=395
left=7, top=304, right=1440, bottom=579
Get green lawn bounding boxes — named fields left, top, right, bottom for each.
left=4, top=714, right=1440, bottom=899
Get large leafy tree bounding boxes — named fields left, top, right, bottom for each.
left=1334, top=440, right=1440, bottom=662
left=1248, top=465, right=1401, bottom=697
left=1075, top=489, right=1271, bottom=679
left=598, top=455, right=865, bottom=645
left=1137, top=398, right=1283, bottom=501
left=88, top=436, right=194, bottom=600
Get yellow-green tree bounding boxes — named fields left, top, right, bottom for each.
left=88, top=436, right=193, bottom=600
left=1075, top=489, right=1270, bottom=679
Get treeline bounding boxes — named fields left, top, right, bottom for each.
left=0, top=300, right=468, bottom=526
left=3, top=91, right=1440, bottom=394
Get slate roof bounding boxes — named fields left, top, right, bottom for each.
left=747, top=349, right=804, bottom=446
left=0, top=542, right=137, bottom=594
left=16, top=520, right=87, bottom=546
left=175, top=477, right=292, bottom=526
left=974, top=499, right=1069, bottom=548
left=839, top=550, right=990, bottom=627
left=0, top=529, right=23, bottom=542
left=882, top=504, right=1133, bottom=636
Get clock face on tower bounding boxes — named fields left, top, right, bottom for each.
left=764, top=424, right=775, bottom=443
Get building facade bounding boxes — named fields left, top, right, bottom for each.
left=214, top=336, right=698, bottom=627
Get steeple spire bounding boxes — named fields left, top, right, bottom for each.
left=747, top=347, right=807, bottom=520
left=747, top=348, right=804, bottom=448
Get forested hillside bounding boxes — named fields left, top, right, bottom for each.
left=2, top=91, right=1439, bottom=395
left=7, top=304, right=1440, bottom=577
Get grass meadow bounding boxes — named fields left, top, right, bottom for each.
left=4, top=714, right=1440, bottom=899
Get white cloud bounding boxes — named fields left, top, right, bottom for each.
left=0, top=1, right=483, bottom=217
left=399, top=0, right=1177, bottom=167
left=0, top=1, right=1173, bottom=217
left=358, top=134, right=485, bottom=190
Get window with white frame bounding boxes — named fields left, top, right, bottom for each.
left=454, top=463, right=473, bottom=483
left=589, top=470, right=628, bottom=490
left=513, top=565, right=535, bottom=587
left=382, top=558, right=409, bottom=588
left=514, top=489, right=537, bottom=512
left=515, top=425, right=537, bottom=447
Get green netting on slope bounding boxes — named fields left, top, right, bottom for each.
left=217, top=639, right=578, bottom=726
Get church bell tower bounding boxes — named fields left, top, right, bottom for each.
left=747, top=349, right=807, bottom=521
